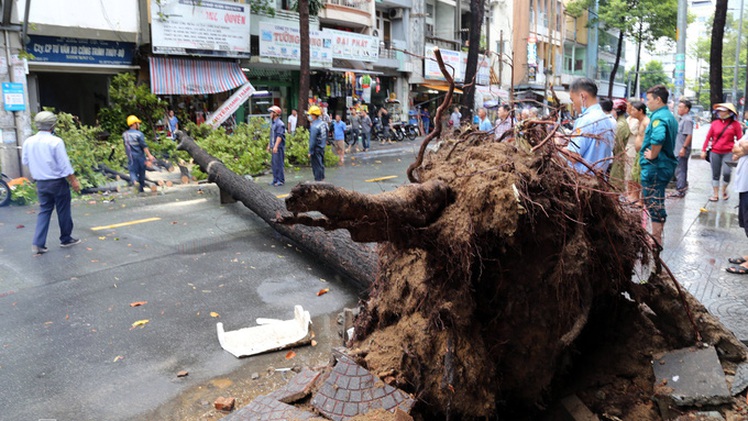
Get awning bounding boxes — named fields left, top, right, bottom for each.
left=149, top=57, right=249, bottom=95
left=553, top=91, right=572, bottom=104
left=421, top=83, right=463, bottom=94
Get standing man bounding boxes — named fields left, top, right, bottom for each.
left=288, top=109, right=298, bottom=134
left=22, top=111, right=82, bottom=254
left=307, top=105, right=327, bottom=181
left=267, top=105, right=286, bottom=186
left=379, top=107, right=392, bottom=144
left=477, top=108, right=492, bottom=131
left=671, top=99, right=694, bottom=198
left=450, top=106, right=462, bottom=128
left=494, top=104, right=512, bottom=141
left=359, top=110, right=373, bottom=152
left=332, top=114, right=347, bottom=164
left=123, top=115, right=155, bottom=193
left=167, top=110, right=179, bottom=140
left=566, top=77, right=616, bottom=174
left=640, top=84, right=678, bottom=247
left=420, top=108, right=431, bottom=135
left=347, top=109, right=362, bottom=153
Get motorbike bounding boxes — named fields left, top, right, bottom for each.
left=0, top=173, right=10, bottom=207
left=391, top=122, right=416, bottom=141
left=405, top=123, right=419, bottom=140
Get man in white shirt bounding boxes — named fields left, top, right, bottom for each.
left=288, top=109, right=298, bottom=134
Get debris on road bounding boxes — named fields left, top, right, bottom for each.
left=213, top=396, right=235, bottom=412
left=216, top=305, right=312, bottom=358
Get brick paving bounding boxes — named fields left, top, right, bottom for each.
left=267, top=368, right=322, bottom=404
left=222, top=394, right=319, bottom=421
left=661, top=158, right=748, bottom=344
left=311, top=355, right=414, bottom=421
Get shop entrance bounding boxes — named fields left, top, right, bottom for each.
left=35, top=73, right=110, bottom=125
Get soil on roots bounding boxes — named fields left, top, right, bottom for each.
left=351, top=133, right=655, bottom=419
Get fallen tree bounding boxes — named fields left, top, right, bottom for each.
left=175, top=131, right=377, bottom=290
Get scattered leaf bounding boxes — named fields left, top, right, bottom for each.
left=65, top=314, right=69, bottom=320
left=177, top=370, right=189, bottom=377
left=86, top=247, right=93, bottom=251
left=210, top=311, right=220, bottom=318
left=700, top=207, right=708, bottom=213
left=91, top=259, right=99, bottom=263
left=317, top=288, right=330, bottom=296
left=285, top=351, right=296, bottom=360
left=98, top=236, right=106, bottom=240
left=130, top=301, right=147, bottom=307
left=171, top=221, right=178, bottom=225
left=15, top=224, right=24, bottom=229
left=131, top=319, right=149, bottom=329
left=88, top=200, right=97, bottom=205
left=113, top=355, right=124, bottom=362
left=311, top=339, right=318, bottom=347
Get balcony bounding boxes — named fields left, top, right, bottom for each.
left=375, top=40, right=404, bottom=69
left=318, top=0, right=374, bottom=29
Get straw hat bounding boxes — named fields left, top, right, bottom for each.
left=713, top=103, right=738, bottom=115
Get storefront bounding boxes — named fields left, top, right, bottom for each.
left=26, top=35, right=139, bottom=125
left=148, top=0, right=251, bottom=129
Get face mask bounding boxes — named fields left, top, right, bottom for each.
left=580, top=97, right=588, bottom=114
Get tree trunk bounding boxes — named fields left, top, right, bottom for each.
left=633, top=22, right=643, bottom=98
left=298, top=0, right=311, bottom=129
left=711, top=0, right=729, bottom=107
left=460, top=0, right=484, bottom=121
left=175, top=132, right=376, bottom=290
left=608, top=29, right=625, bottom=99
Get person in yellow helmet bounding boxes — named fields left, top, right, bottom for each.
left=307, top=105, right=327, bottom=181
left=123, top=115, right=154, bottom=192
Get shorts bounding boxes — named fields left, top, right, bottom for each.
left=640, top=166, right=672, bottom=223
left=334, top=140, right=345, bottom=154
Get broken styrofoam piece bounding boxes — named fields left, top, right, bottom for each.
left=217, top=305, right=312, bottom=358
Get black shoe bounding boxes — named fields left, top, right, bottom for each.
left=60, top=238, right=82, bottom=248
left=32, top=245, right=48, bottom=255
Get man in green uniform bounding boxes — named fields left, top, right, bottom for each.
left=640, top=84, right=678, bottom=247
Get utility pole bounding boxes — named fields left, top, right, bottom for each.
left=585, top=0, right=599, bottom=81
left=734, top=0, right=744, bottom=109
left=673, top=0, right=687, bottom=105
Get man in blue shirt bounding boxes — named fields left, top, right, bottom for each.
left=123, top=115, right=155, bottom=193
left=266, top=105, right=286, bottom=186
left=566, top=77, right=616, bottom=174
left=640, top=84, right=678, bottom=247
left=22, top=111, right=82, bottom=254
left=478, top=108, right=493, bottom=132
left=167, top=110, right=179, bottom=140
left=307, top=105, right=327, bottom=181
left=332, top=114, right=347, bottom=164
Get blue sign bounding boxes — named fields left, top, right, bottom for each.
left=3, top=82, right=25, bottom=111
left=27, top=35, right=135, bottom=66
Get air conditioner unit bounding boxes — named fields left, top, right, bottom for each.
left=372, top=29, right=380, bottom=38
left=389, top=8, right=404, bottom=19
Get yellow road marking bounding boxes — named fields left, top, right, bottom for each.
left=91, top=217, right=162, bottom=231
left=276, top=194, right=289, bottom=199
left=365, top=175, right=398, bottom=183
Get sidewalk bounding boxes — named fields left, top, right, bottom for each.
left=660, top=153, right=748, bottom=344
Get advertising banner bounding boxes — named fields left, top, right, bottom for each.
left=28, top=35, right=135, bottom=66
left=259, top=22, right=332, bottom=67
left=424, top=45, right=462, bottom=82
left=151, top=0, right=250, bottom=58
left=325, top=29, right=379, bottom=63
left=206, top=82, right=256, bottom=128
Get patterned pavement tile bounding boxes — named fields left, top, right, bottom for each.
left=312, top=354, right=414, bottom=421
left=267, top=368, right=322, bottom=404
left=222, top=394, right=318, bottom=421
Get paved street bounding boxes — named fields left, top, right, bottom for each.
left=3, top=130, right=748, bottom=420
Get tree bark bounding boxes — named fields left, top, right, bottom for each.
left=175, top=131, right=376, bottom=290
left=460, top=0, right=484, bottom=121
left=711, top=0, right=728, bottom=107
left=298, top=0, right=310, bottom=129
left=608, top=28, right=624, bottom=99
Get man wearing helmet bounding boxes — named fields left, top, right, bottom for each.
left=267, top=105, right=285, bottom=186
left=307, top=105, right=327, bottom=181
left=123, top=115, right=155, bottom=192
left=22, top=111, right=82, bottom=254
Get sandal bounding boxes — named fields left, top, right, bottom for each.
left=729, top=257, right=747, bottom=264
left=726, top=265, right=748, bottom=274
left=709, top=196, right=719, bottom=202
left=723, top=193, right=730, bottom=201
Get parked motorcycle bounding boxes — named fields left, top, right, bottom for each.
left=0, top=173, right=12, bottom=207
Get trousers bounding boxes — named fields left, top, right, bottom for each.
left=271, top=146, right=285, bottom=184
left=311, top=148, right=325, bottom=181
left=33, top=178, right=74, bottom=247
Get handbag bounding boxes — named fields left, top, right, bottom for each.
left=706, top=121, right=732, bottom=163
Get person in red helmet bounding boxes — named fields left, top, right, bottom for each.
left=609, top=99, right=631, bottom=190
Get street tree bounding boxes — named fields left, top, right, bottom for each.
left=638, top=61, right=672, bottom=92
left=293, top=0, right=324, bottom=128
left=567, top=0, right=677, bottom=98
left=460, top=0, right=485, bottom=121
left=710, top=0, right=729, bottom=106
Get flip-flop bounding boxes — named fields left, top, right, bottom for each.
left=729, top=257, right=747, bottom=264
left=726, top=266, right=748, bottom=274
left=709, top=196, right=719, bottom=202
left=723, top=194, right=730, bottom=201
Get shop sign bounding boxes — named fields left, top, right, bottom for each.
left=2, top=82, right=25, bottom=111
left=527, top=35, right=537, bottom=66
left=206, top=82, right=256, bottom=128
left=27, top=35, right=135, bottom=66
left=259, top=22, right=332, bottom=67
left=324, top=29, right=379, bottom=63
left=151, top=0, right=250, bottom=58
left=424, top=45, right=462, bottom=82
